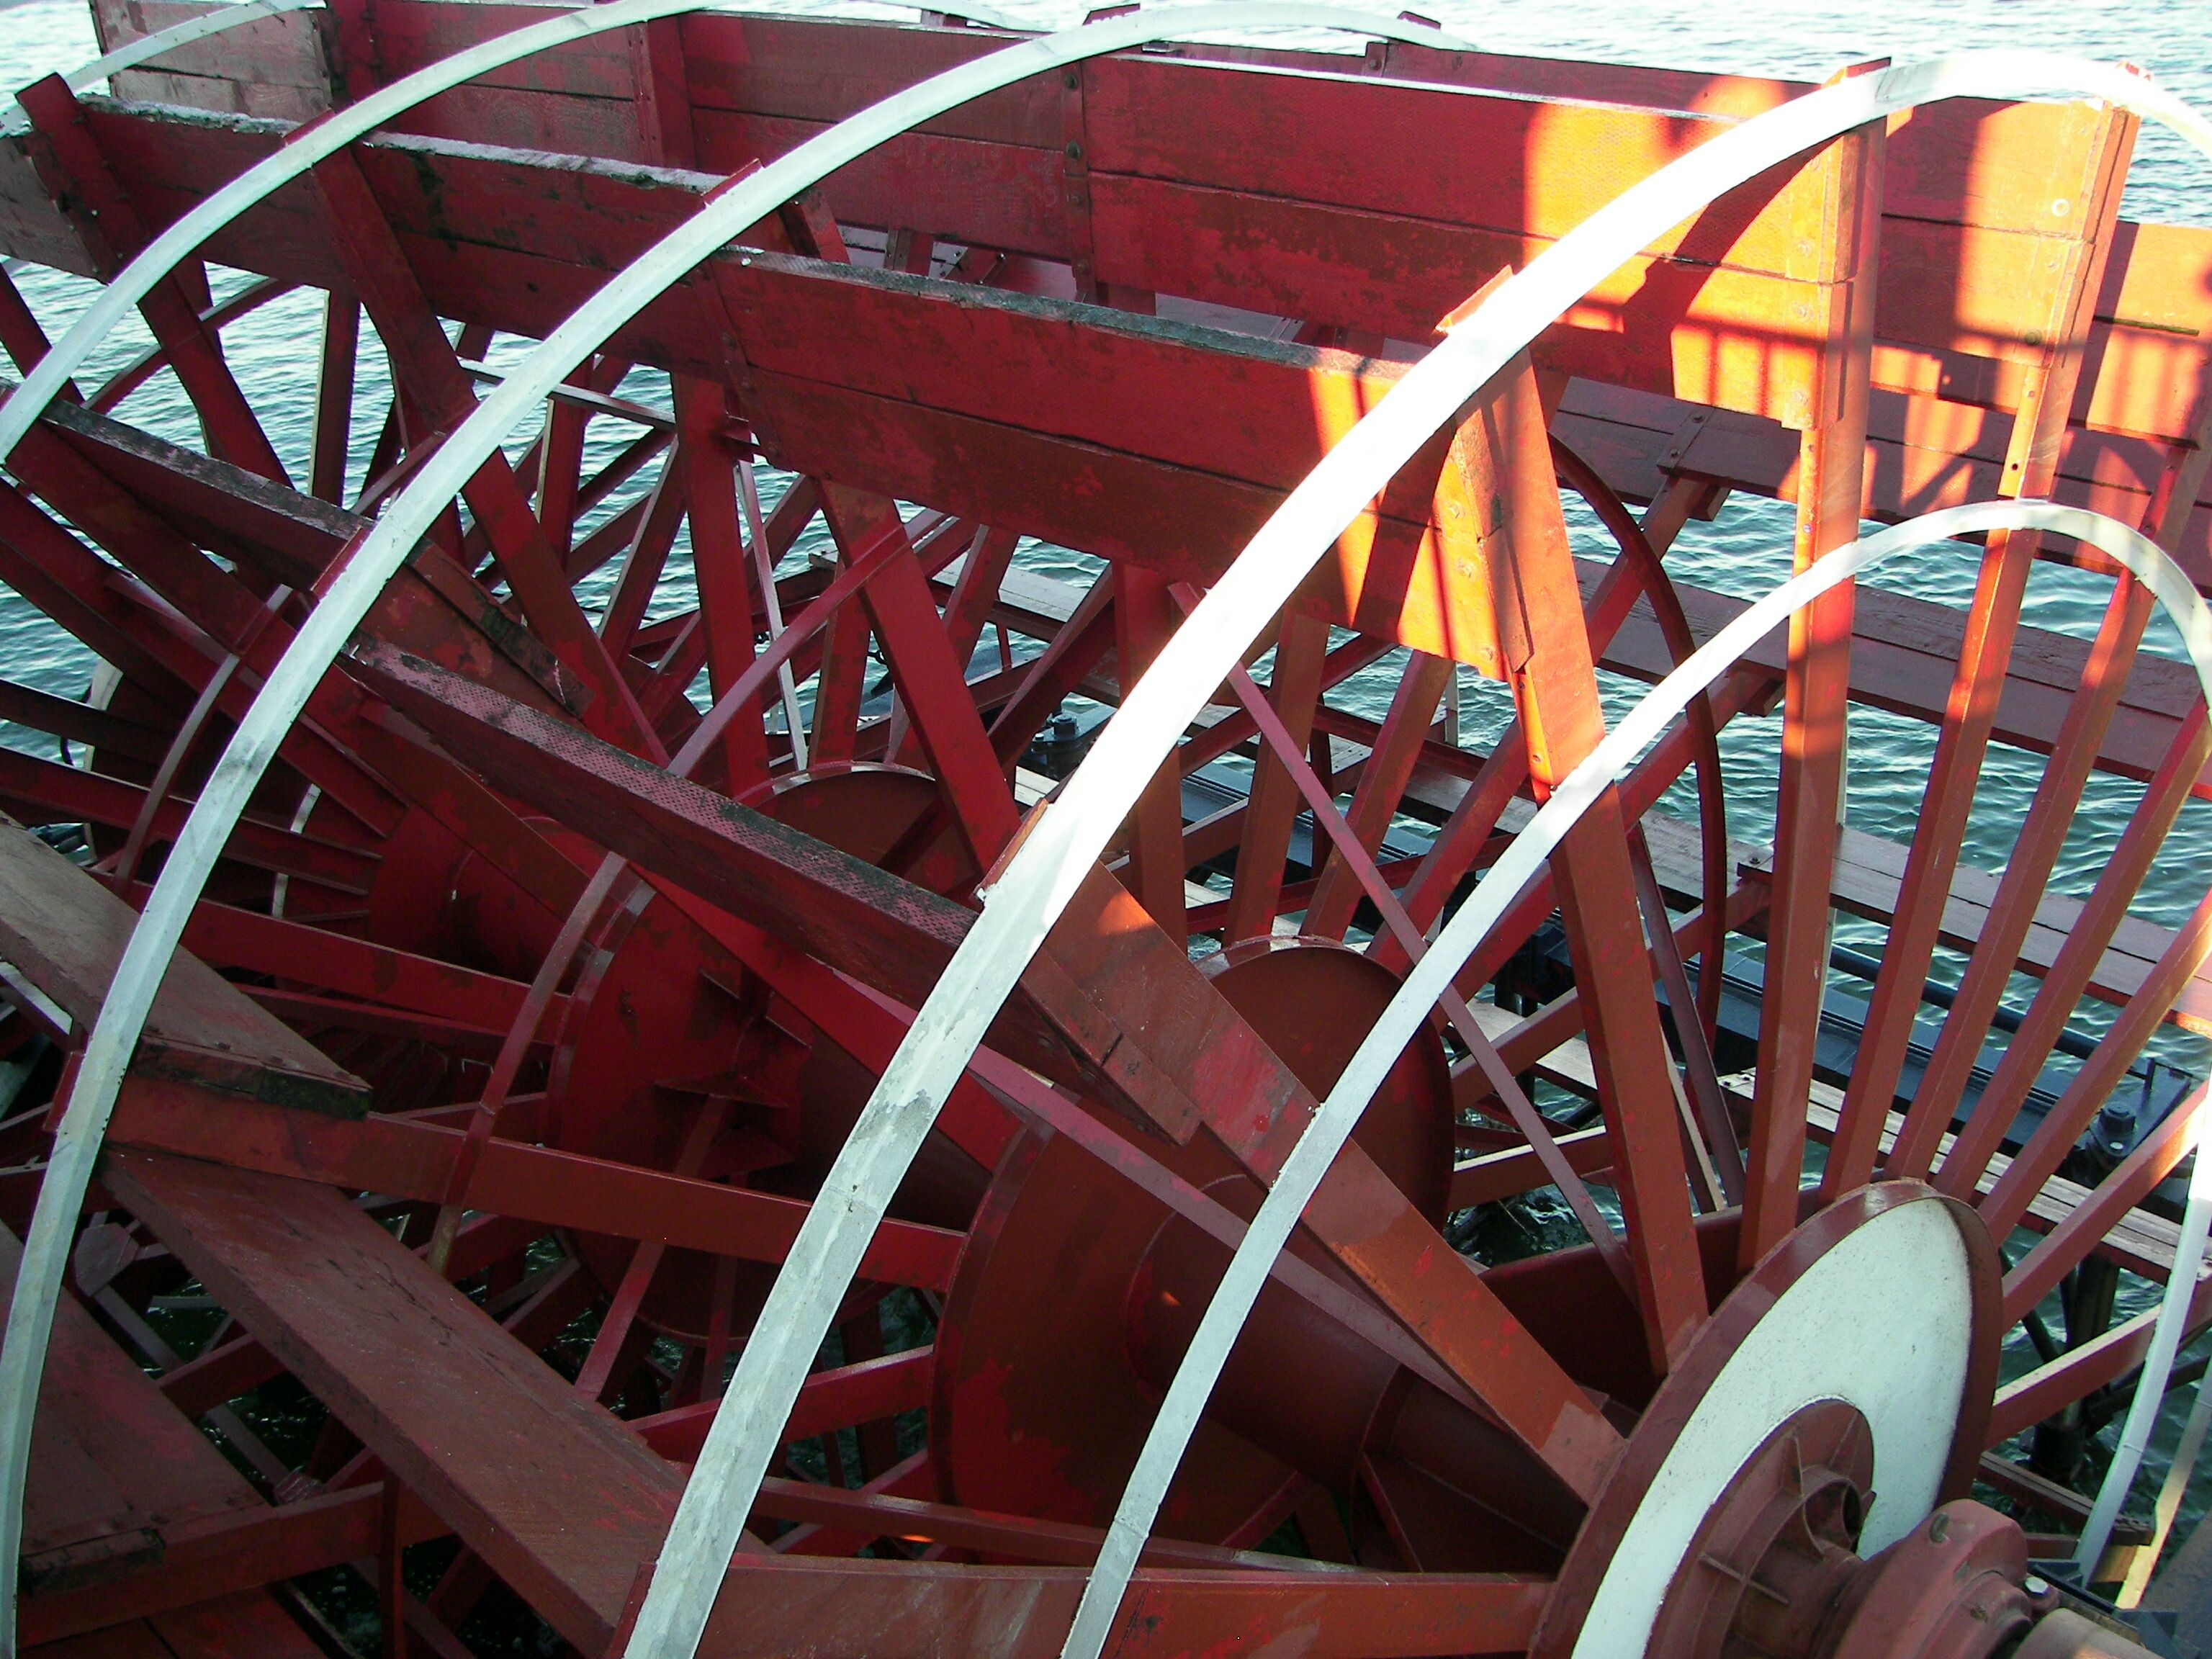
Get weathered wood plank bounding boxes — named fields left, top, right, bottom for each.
left=103, top=1074, right=966, bottom=1290
left=0, top=816, right=367, bottom=1115
left=103, top=1147, right=683, bottom=1654
left=0, top=1221, right=263, bottom=1596
left=1745, top=825, right=2212, bottom=1037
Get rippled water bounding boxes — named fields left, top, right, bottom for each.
left=5, top=0, right=2212, bottom=1575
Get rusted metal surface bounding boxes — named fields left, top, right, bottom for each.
left=0, top=4, right=2209, bottom=1657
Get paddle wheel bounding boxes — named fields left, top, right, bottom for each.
left=0, top=4, right=2210, bottom=1656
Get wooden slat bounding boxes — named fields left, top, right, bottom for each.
left=1558, top=369, right=2212, bottom=588
left=1757, top=1074, right=2182, bottom=1280
left=691, top=1552, right=1547, bottom=1659
left=89, top=0, right=333, bottom=98
left=19, top=89, right=2211, bottom=588
left=103, top=1074, right=966, bottom=1292
left=1, top=1221, right=261, bottom=1586
left=0, top=816, right=367, bottom=1115
left=1744, top=824, right=2212, bottom=1038
left=30, top=1588, right=333, bottom=1659
left=103, top=1148, right=682, bottom=1654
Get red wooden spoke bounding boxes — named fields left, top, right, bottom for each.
left=532, top=367, right=598, bottom=556
left=1976, top=884, right=2212, bottom=1240
left=1221, top=609, right=1332, bottom=943
left=1182, top=583, right=1637, bottom=1298
left=1303, top=649, right=1451, bottom=942
left=107, top=584, right=292, bottom=886
left=675, top=377, right=773, bottom=793
left=984, top=570, right=1116, bottom=767
left=1828, top=102, right=2137, bottom=1201
left=888, top=523, right=1017, bottom=767
left=601, top=462, right=691, bottom=657
left=575, top=1094, right=735, bottom=1402
left=830, top=487, right=1021, bottom=863
left=1737, top=109, right=1884, bottom=1277
left=1626, top=825, right=1743, bottom=1206
left=0, top=415, right=534, bottom=853
left=310, top=295, right=359, bottom=506
left=808, top=567, right=873, bottom=766
left=369, top=642, right=1629, bottom=1498
left=1936, top=702, right=2212, bottom=1203
left=0, top=264, right=77, bottom=398
left=564, top=431, right=675, bottom=583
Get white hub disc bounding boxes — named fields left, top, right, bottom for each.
left=1571, top=1193, right=1979, bottom=1659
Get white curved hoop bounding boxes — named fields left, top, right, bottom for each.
left=0, top=4, right=1481, bottom=1649
left=517, top=49, right=2212, bottom=1659
left=8, top=20, right=2211, bottom=1659
left=1091, top=495, right=2212, bottom=1659
left=0, top=0, right=1026, bottom=468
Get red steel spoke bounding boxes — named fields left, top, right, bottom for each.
left=1112, top=564, right=1191, bottom=943
left=575, top=1094, right=735, bottom=1403
left=1221, top=610, right=1332, bottom=943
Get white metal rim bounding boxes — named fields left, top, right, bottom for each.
left=0, top=4, right=1485, bottom=1650
left=1091, top=496, right=2212, bottom=1659
left=4, top=19, right=2211, bottom=1659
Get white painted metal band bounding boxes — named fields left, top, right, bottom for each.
left=1087, top=495, right=2212, bottom=1659
left=0, top=5, right=1481, bottom=1653
left=2075, top=1092, right=2212, bottom=1575
left=922, top=58, right=2212, bottom=1659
